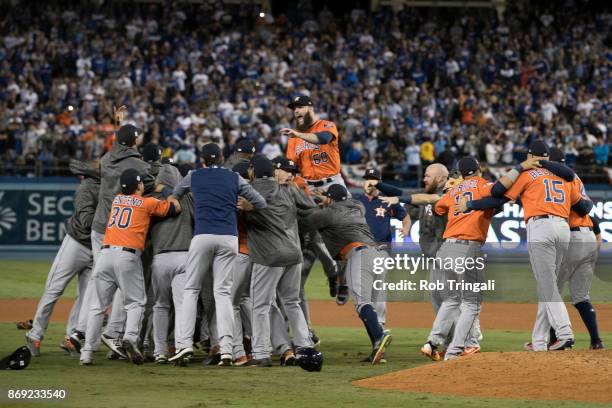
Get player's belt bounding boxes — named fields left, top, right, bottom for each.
left=306, top=177, right=335, bottom=187
left=570, top=226, right=593, bottom=232
left=444, top=238, right=483, bottom=245
left=529, top=215, right=568, bottom=223
left=101, top=245, right=138, bottom=254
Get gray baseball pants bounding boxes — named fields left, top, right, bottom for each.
left=231, top=253, right=252, bottom=358
left=28, top=234, right=92, bottom=341
left=427, top=240, right=484, bottom=355
left=251, top=263, right=313, bottom=360
left=557, top=229, right=598, bottom=304
left=80, top=247, right=146, bottom=359
left=151, top=251, right=187, bottom=357
left=527, top=216, right=573, bottom=351
left=176, top=234, right=237, bottom=356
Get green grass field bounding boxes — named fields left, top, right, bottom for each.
left=0, top=260, right=610, bottom=407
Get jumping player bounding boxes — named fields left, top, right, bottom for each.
left=80, top=169, right=181, bottom=365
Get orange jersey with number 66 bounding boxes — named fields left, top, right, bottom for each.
left=103, top=194, right=170, bottom=251
left=286, top=119, right=341, bottom=180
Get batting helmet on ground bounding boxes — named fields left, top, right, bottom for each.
left=296, top=347, right=323, bottom=372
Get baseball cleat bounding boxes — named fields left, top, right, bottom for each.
left=336, top=285, right=349, bottom=305
left=590, top=340, right=605, bottom=350
left=362, top=351, right=386, bottom=364
left=80, top=351, right=93, bottom=366
left=421, top=341, right=441, bottom=361
left=233, top=355, right=249, bottom=366
left=444, top=353, right=460, bottom=361
left=16, top=320, right=33, bottom=330
left=168, top=347, right=193, bottom=363
left=372, top=332, right=392, bottom=365
left=280, top=349, right=296, bottom=366
left=245, top=357, right=273, bottom=367
left=25, top=336, right=41, bottom=357
left=69, top=331, right=85, bottom=353
left=523, top=342, right=535, bottom=351
left=122, top=340, right=144, bottom=365
left=59, top=337, right=79, bottom=357
left=101, top=334, right=127, bottom=359
left=310, top=330, right=321, bottom=347
left=155, top=354, right=168, bottom=364
left=461, top=346, right=481, bottom=356
left=548, top=338, right=575, bottom=351
left=218, top=354, right=233, bottom=366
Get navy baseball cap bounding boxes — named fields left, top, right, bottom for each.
left=288, top=94, right=314, bottom=109
left=274, top=157, right=299, bottom=173
left=232, top=161, right=250, bottom=179
left=252, top=157, right=275, bottom=178
left=117, top=124, right=141, bottom=146
left=363, top=168, right=381, bottom=180
left=0, top=346, right=31, bottom=370
left=142, top=142, right=161, bottom=163
left=201, top=143, right=222, bottom=161
left=458, top=157, right=480, bottom=177
left=324, top=184, right=348, bottom=201
left=120, top=168, right=142, bottom=194
left=528, top=140, right=550, bottom=157
left=548, top=147, right=565, bottom=163
left=234, top=138, right=256, bottom=154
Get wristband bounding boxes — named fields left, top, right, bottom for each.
left=404, top=195, right=412, bottom=205
left=466, top=201, right=473, bottom=211
left=514, top=164, right=523, bottom=173
left=506, top=168, right=520, bottom=183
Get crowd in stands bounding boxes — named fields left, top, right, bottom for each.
left=0, top=1, right=610, bottom=183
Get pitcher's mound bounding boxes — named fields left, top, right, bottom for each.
left=354, top=350, right=612, bottom=404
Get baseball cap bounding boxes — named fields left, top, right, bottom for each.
left=120, top=168, right=142, bottom=194
left=232, top=161, right=250, bottom=179
left=458, top=157, right=480, bottom=177
left=324, top=184, right=348, bottom=201
left=116, top=124, right=141, bottom=146
left=0, top=346, right=31, bottom=370
left=201, top=143, right=222, bottom=161
left=252, top=157, right=275, bottom=178
left=548, top=147, right=565, bottom=163
left=363, top=168, right=381, bottom=180
left=288, top=94, right=314, bottom=109
left=142, top=142, right=161, bottom=163
left=528, top=140, right=550, bottom=157
left=234, top=138, right=256, bottom=154
left=274, top=157, right=299, bottom=173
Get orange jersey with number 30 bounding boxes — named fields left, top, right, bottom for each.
left=504, top=169, right=581, bottom=222
left=103, top=194, right=170, bottom=251
left=286, top=120, right=341, bottom=180
left=435, top=176, right=495, bottom=242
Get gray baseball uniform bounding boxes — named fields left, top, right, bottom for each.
left=244, top=178, right=315, bottom=359
left=28, top=165, right=99, bottom=342
left=231, top=252, right=252, bottom=359
left=557, top=228, right=597, bottom=304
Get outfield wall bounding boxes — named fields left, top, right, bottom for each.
left=0, top=180, right=610, bottom=261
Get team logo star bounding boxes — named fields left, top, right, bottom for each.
left=375, top=207, right=386, bottom=217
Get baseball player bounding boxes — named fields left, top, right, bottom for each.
left=420, top=157, right=499, bottom=361
left=168, top=143, right=266, bottom=367
left=148, top=160, right=194, bottom=363
left=71, top=123, right=159, bottom=356
left=241, top=157, right=317, bottom=367
left=468, top=141, right=592, bottom=351
left=80, top=169, right=181, bottom=365
left=225, top=138, right=256, bottom=170
left=284, top=94, right=344, bottom=192
left=546, top=148, right=603, bottom=349
left=302, top=184, right=392, bottom=365
left=25, top=159, right=100, bottom=357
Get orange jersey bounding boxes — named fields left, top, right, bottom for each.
left=103, top=194, right=170, bottom=251
left=568, top=176, right=593, bottom=228
left=238, top=216, right=248, bottom=255
left=435, top=177, right=495, bottom=242
left=505, top=169, right=581, bottom=222
left=293, top=176, right=311, bottom=195
left=286, top=119, right=341, bottom=180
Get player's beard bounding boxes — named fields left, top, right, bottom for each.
left=296, top=111, right=315, bottom=132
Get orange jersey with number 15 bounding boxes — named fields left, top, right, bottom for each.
left=434, top=176, right=495, bottom=242
left=286, top=119, right=341, bottom=180
left=504, top=168, right=581, bottom=222
left=103, top=194, right=170, bottom=251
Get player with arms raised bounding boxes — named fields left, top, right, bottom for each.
left=282, top=95, right=344, bottom=192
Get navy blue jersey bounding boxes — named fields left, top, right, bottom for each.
left=355, top=194, right=407, bottom=243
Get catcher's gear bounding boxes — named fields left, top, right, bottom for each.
left=0, top=346, right=31, bottom=370
left=296, top=347, right=323, bottom=372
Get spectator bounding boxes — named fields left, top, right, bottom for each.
left=594, top=138, right=609, bottom=166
